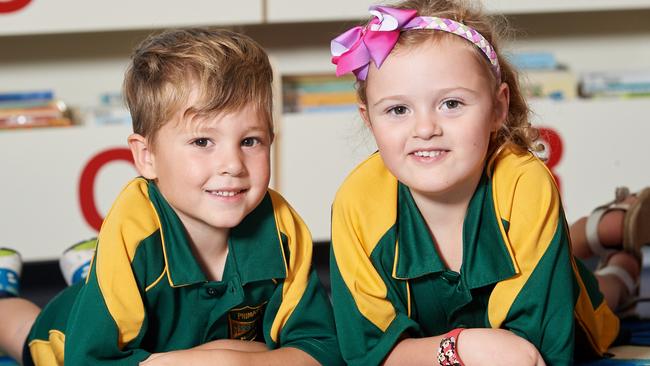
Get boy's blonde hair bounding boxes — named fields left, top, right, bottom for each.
left=356, top=0, right=538, bottom=154
left=123, top=28, right=274, bottom=145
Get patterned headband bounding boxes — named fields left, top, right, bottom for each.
left=331, top=5, right=501, bottom=81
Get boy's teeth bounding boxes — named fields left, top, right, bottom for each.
left=414, top=150, right=442, bottom=157
left=213, top=190, right=239, bottom=197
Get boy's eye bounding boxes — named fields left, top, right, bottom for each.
left=242, top=137, right=260, bottom=147
left=192, top=138, right=211, bottom=147
left=388, top=105, right=408, bottom=116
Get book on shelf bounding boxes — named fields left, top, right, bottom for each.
left=519, top=69, right=578, bottom=100
left=282, top=73, right=357, bottom=113
left=81, top=92, right=132, bottom=126
left=580, top=70, right=650, bottom=98
left=0, top=91, right=74, bottom=129
left=509, top=51, right=558, bottom=71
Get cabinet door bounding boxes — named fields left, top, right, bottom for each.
left=266, top=0, right=371, bottom=23
left=0, top=125, right=135, bottom=261
left=484, top=0, right=650, bottom=14
left=0, top=0, right=263, bottom=36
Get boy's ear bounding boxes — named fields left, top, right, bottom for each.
left=358, top=103, right=372, bottom=129
left=493, top=82, right=510, bottom=131
left=128, top=133, right=157, bottom=179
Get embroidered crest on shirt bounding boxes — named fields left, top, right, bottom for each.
left=228, top=303, right=266, bottom=340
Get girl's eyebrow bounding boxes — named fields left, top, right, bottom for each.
left=372, top=87, right=480, bottom=107
left=372, top=94, right=409, bottom=108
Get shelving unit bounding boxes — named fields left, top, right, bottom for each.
left=1, top=1, right=650, bottom=259
left=485, top=0, right=650, bottom=14
left=0, top=0, right=263, bottom=36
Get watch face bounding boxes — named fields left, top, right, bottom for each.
left=0, top=0, right=32, bottom=13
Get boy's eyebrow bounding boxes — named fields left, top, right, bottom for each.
left=189, top=124, right=268, bottom=134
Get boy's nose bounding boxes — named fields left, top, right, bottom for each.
left=217, top=148, right=245, bottom=176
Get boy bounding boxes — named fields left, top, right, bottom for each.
left=0, top=28, right=342, bottom=366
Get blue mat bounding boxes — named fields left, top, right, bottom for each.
left=578, top=319, right=650, bottom=365
left=0, top=356, right=18, bottom=366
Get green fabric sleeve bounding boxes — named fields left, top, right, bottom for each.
left=330, top=248, right=418, bottom=366
left=502, top=216, right=576, bottom=365
left=265, top=269, right=344, bottom=366
left=63, top=251, right=150, bottom=365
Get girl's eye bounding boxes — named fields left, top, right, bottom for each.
left=242, top=137, right=260, bottom=147
left=192, top=138, right=211, bottom=147
left=388, top=105, right=409, bottom=116
left=441, top=99, right=462, bottom=110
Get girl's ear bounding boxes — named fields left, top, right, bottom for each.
left=493, top=82, right=510, bottom=131
left=128, top=133, right=157, bottom=179
left=358, top=103, right=372, bottom=129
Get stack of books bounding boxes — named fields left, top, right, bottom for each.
left=282, top=74, right=357, bottom=114
left=81, top=92, right=131, bottom=126
left=580, top=70, right=650, bottom=98
left=511, top=52, right=578, bottom=101
left=0, top=91, right=74, bottom=129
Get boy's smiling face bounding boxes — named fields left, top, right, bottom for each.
left=136, top=99, right=272, bottom=241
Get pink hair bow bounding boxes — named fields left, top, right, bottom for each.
left=331, top=6, right=417, bottom=80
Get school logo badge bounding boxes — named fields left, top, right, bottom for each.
left=228, top=303, right=266, bottom=341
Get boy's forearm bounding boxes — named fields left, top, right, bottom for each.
left=141, top=347, right=320, bottom=366
left=193, top=339, right=268, bottom=352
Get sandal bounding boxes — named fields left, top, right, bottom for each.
left=586, top=186, right=650, bottom=263
left=594, top=263, right=639, bottom=315
left=623, top=187, right=650, bottom=260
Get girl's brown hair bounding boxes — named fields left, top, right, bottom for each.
left=356, top=0, right=538, bottom=154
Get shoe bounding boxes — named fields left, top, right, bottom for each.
left=59, top=238, right=97, bottom=286
left=0, top=248, right=22, bottom=298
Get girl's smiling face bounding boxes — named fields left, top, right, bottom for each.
left=360, top=37, right=508, bottom=201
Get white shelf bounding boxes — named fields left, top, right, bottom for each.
left=266, top=0, right=650, bottom=23
left=266, top=0, right=370, bottom=23
left=485, top=0, right=650, bottom=14
left=0, top=0, right=263, bottom=36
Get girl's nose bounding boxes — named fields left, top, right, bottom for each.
left=413, top=113, right=441, bottom=139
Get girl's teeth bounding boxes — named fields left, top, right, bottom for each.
left=414, top=150, right=442, bottom=157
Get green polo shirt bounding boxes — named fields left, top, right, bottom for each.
left=330, top=149, right=619, bottom=366
left=25, top=178, right=342, bottom=366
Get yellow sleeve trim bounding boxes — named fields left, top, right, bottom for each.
left=268, top=190, right=312, bottom=342
left=331, top=153, right=399, bottom=331
left=28, top=330, right=66, bottom=366
left=572, top=259, right=620, bottom=355
left=487, top=151, right=559, bottom=327
left=95, top=178, right=159, bottom=348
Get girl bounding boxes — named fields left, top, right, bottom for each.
left=328, top=1, right=647, bottom=365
